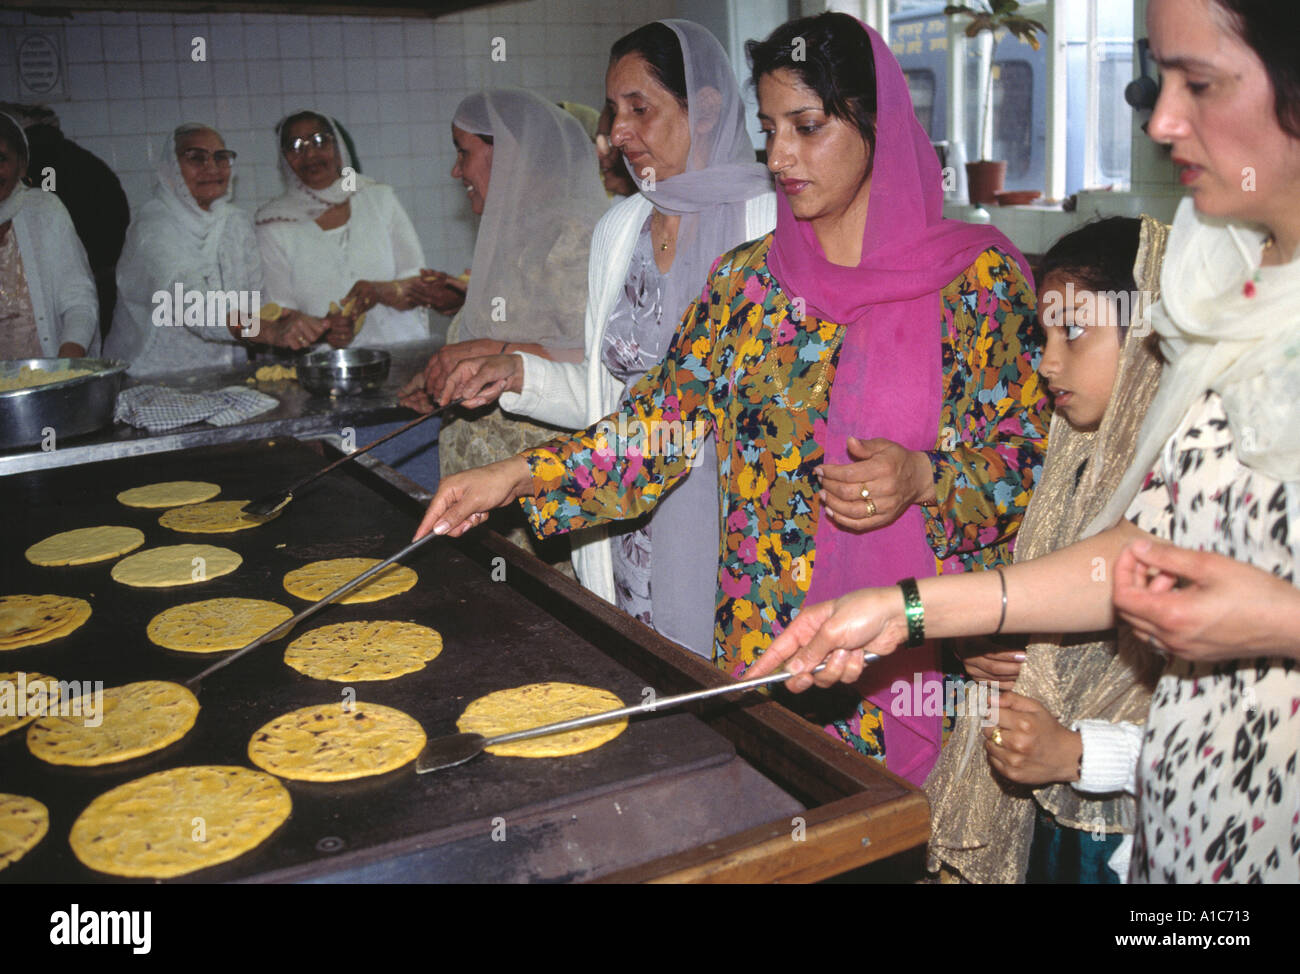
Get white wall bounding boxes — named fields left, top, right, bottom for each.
left=0, top=0, right=675, bottom=279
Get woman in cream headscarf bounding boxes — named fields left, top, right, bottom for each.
left=107, top=123, right=270, bottom=376
left=400, top=88, right=610, bottom=552
left=924, top=216, right=1169, bottom=884
left=426, top=21, right=778, bottom=658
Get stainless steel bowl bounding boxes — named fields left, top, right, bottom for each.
left=0, top=358, right=128, bottom=450
left=296, top=347, right=391, bottom=397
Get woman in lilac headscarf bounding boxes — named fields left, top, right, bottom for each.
left=416, top=12, right=1048, bottom=784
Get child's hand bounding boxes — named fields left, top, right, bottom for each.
left=983, top=691, right=1082, bottom=785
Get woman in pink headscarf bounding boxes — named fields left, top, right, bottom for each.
left=415, top=12, right=1048, bottom=785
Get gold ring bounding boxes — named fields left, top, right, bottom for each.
left=991, top=728, right=1004, bottom=747
left=864, top=498, right=878, bottom=517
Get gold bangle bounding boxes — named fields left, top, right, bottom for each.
left=993, top=567, right=1008, bottom=635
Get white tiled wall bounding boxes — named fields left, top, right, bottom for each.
left=0, top=1, right=676, bottom=277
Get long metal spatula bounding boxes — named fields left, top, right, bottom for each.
left=415, top=651, right=880, bottom=773
left=184, top=531, right=440, bottom=690
left=242, top=400, right=462, bottom=517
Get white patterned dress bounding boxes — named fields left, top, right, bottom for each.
left=1125, top=391, right=1300, bottom=883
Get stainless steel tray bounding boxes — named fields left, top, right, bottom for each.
left=0, top=357, right=127, bottom=449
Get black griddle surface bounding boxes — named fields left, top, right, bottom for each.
left=0, top=439, right=735, bottom=882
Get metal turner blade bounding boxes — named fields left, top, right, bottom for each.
left=414, top=652, right=879, bottom=773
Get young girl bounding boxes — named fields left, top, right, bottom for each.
left=925, top=216, right=1170, bottom=884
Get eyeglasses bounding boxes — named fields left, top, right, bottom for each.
left=180, top=148, right=237, bottom=168
left=286, top=131, right=335, bottom=155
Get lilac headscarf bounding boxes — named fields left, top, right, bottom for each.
left=774, top=22, right=1034, bottom=785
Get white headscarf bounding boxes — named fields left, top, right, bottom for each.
left=1086, top=196, right=1300, bottom=535
left=452, top=88, right=608, bottom=349
left=0, top=111, right=32, bottom=224
left=625, top=19, right=773, bottom=349
left=256, top=111, right=376, bottom=225
left=152, top=123, right=234, bottom=267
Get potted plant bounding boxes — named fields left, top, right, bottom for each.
left=944, top=1, right=1047, bottom=204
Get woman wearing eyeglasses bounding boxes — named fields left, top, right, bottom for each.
left=106, top=123, right=273, bottom=377
left=254, top=111, right=449, bottom=352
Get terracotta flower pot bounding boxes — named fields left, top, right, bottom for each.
left=966, top=160, right=1008, bottom=205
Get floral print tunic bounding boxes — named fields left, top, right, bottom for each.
left=520, top=236, right=1047, bottom=747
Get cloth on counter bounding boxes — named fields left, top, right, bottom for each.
left=115, top=384, right=277, bottom=432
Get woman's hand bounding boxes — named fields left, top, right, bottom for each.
left=323, top=310, right=355, bottom=349
left=816, top=436, right=937, bottom=532
left=414, top=456, right=535, bottom=540
left=57, top=342, right=86, bottom=359
left=955, top=637, right=1026, bottom=689
left=745, top=587, right=911, bottom=692
left=983, top=691, right=1082, bottom=785
left=257, top=310, right=329, bottom=350
left=398, top=371, right=436, bottom=414
left=416, top=269, right=469, bottom=316
left=441, top=353, right=523, bottom=408
left=421, top=339, right=506, bottom=401
left=1114, top=540, right=1300, bottom=663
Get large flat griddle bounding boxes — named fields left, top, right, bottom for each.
left=0, top=438, right=764, bottom=883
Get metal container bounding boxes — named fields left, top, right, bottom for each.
left=296, top=347, right=391, bottom=397
left=0, top=358, right=127, bottom=450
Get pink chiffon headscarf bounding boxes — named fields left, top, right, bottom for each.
left=769, top=21, right=1034, bottom=785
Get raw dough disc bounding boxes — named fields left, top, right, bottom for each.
left=283, top=621, right=443, bottom=681
left=0, top=794, right=48, bottom=871
left=147, top=598, right=294, bottom=653
left=27, top=680, right=199, bottom=766
left=116, top=481, right=221, bottom=508
left=111, top=545, right=241, bottom=588
left=24, top=526, right=145, bottom=566
left=0, top=671, right=60, bottom=737
left=248, top=702, right=426, bottom=781
left=457, top=682, right=627, bottom=758
left=158, top=501, right=279, bottom=534
left=69, top=766, right=291, bottom=879
left=0, top=595, right=92, bottom=650
left=282, top=558, right=417, bottom=605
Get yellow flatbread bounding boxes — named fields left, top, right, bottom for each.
left=158, top=501, right=279, bottom=534
left=69, top=766, right=291, bottom=879
left=259, top=302, right=284, bottom=321
left=111, top=544, right=241, bottom=588
left=117, top=481, right=221, bottom=508
left=28, top=680, right=199, bottom=767
left=147, top=598, right=294, bottom=654
left=0, top=595, right=91, bottom=650
left=0, top=794, right=48, bottom=872
left=0, top=671, right=60, bottom=738
left=283, top=621, right=443, bottom=681
left=248, top=701, right=426, bottom=781
left=282, top=558, right=417, bottom=605
left=24, top=525, right=145, bottom=566
left=457, top=682, right=627, bottom=758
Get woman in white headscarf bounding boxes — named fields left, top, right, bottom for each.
left=255, top=111, right=446, bottom=351
left=0, top=111, right=98, bottom=359
left=424, top=21, right=777, bottom=658
left=106, top=123, right=271, bottom=377
left=400, top=87, right=608, bottom=555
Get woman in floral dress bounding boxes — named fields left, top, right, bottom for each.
left=417, top=13, right=1048, bottom=786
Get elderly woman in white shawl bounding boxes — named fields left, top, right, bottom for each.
left=0, top=111, right=98, bottom=359
left=255, top=111, right=446, bottom=351
left=400, top=88, right=608, bottom=554
left=106, top=123, right=273, bottom=376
